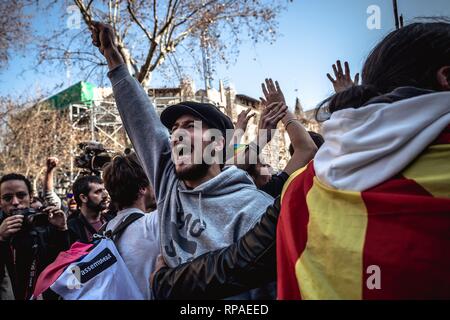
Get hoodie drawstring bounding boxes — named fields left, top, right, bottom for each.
left=198, top=192, right=206, bottom=230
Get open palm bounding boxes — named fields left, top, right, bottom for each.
left=261, top=78, right=286, bottom=107
left=327, top=60, right=360, bottom=93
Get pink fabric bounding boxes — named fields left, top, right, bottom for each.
left=32, top=242, right=94, bottom=298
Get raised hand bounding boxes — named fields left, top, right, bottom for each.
left=258, top=102, right=288, bottom=142
left=235, top=108, right=255, bottom=133
left=261, top=78, right=286, bottom=107
left=89, top=21, right=124, bottom=69
left=90, top=21, right=117, bottom=55
left=46, top=157, right=59, bottom=172
left=44, top=206, right=67, bottom=231
left=327, top=60, right=360, bottom=93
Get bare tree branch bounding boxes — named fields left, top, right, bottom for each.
left=126, top=0, right=153, bottom=42
left=74, top=0, right=93, bottom=26
left=0, top=1, right=31, bottom=69
left=28, top=0, right=285, bottom=85
left=172, top=0, right=219, bottom=29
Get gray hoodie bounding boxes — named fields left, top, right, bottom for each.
left=108, top=64, right=274, bottom=268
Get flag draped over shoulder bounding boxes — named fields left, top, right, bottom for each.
left=276, top=125, right=450, bottom=300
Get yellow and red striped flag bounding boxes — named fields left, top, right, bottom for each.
left=277, top=125, right=450, bottom=299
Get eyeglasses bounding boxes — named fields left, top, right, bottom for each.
left=1, top=192, right=29, bottom=202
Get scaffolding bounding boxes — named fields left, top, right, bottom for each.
left=43, top=95, right=128, bottom=196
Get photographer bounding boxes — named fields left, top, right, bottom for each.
left=0, top=173, right=69, bottom=300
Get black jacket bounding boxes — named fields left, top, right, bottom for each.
left=67, top=211, right=114, bottom=245
left=0, top=212, right=70, bottom=300
left=260, top=172, right=289, bottom=198
left=152, top=197, right=280, bottom=300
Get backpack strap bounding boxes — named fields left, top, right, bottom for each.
left=110, top=212, right=144, bottom=239
left=93, top=212, right=144, bottom=241
left=96, top=222, right=108, bottom=236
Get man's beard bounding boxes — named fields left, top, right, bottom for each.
left=175, top=162, right=210, bottom=181
left=86, top=198, right=107, bottom=213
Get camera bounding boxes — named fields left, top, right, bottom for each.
left=11, top=207, right=49, bottom=230
left=74, top=141, right=112, bottom=175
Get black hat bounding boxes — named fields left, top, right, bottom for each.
left=160, top=101, right=234, bottom=137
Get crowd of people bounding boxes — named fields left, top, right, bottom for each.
left=0, top=18, right=449, bottom=300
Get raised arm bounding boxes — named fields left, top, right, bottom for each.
left=90, top=22, right=172, bottom=198
left=326, top=60, right=360, bottom=93
left=233, top=102, right=287, bottom=171
left=232, top=108, right=255, bottom=144
left=43, top=157, right=62, bottom=208
left=261, top=79, right=317, bottom=175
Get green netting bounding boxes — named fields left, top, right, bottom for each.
left=44, top=81, right=96, bottom=109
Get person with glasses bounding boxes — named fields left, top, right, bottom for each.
left=0, top=173, right=69, bottom=300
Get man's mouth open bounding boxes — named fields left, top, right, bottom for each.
left=173, top=144, right=194, bottom=165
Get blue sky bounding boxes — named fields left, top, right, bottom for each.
left=214, top=0, right=450, bottom=109
left=1, top=0, right=450, bottom=109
